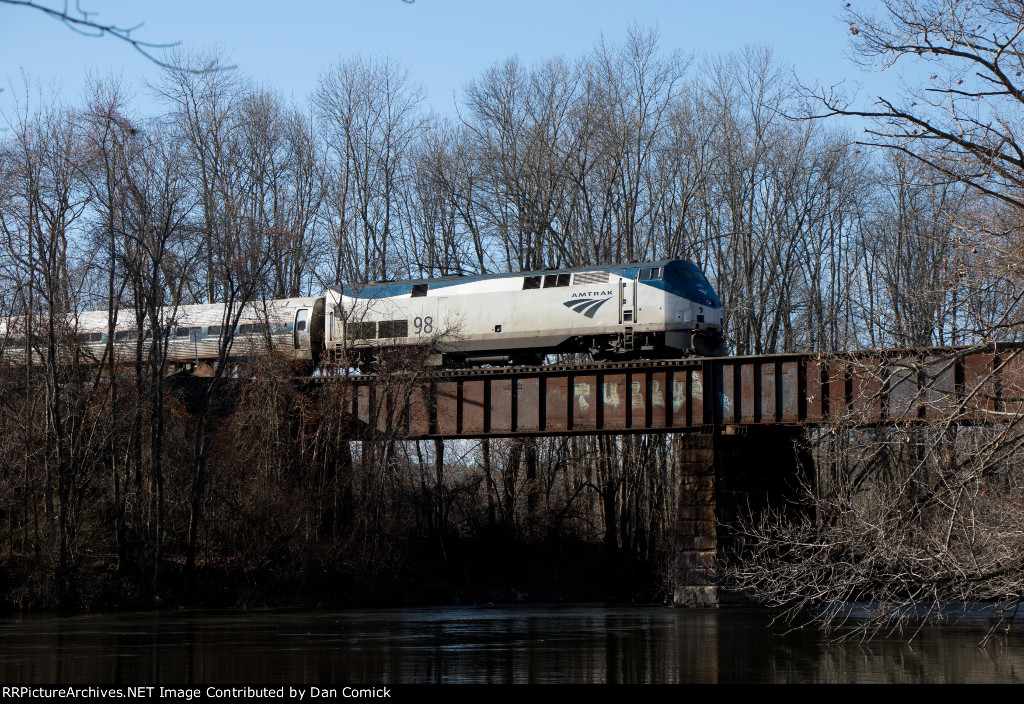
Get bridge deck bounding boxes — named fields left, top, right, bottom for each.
left=313, top=344, right=1024, bottom=439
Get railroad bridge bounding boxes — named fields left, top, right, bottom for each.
left=310, top=343, right=1024, bottom=606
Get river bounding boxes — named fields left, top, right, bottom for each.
left=1, top=605, right=1021, bottom=684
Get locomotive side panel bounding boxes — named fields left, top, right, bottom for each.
left=326, top=259, right=726, bottom=365
left=332, top=271, right=636, bottom=361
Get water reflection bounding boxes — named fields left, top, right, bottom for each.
left=0, top=606, right=1021, bottom=684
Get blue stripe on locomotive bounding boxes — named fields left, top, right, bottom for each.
left=345, top=260, right=721, bottom=308
left=646, top=261, right=723, bottom=308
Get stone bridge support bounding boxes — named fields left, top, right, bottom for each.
left=673, top=427, right=809, bottom=607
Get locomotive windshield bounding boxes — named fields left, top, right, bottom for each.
left=670, top=263, right=702, bottom=281
left=666, top=262, right=722, bottom=307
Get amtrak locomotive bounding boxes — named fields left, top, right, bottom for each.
left=0, top=260, right=724, bottom=370
left=327, top=259, right=724, bottom=369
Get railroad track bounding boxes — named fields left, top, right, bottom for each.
left=299, top=356, right=711, bottom=384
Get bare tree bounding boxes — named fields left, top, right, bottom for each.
left=590, top=26, right=689, bottom=265
left=832, top=0, right=1024, bottom=210
left=116, top=119, right=197, bottom=594
left=0, top=98, right=90, bottom=581
left=3, top=1, right=200, bottom=72
left=729, top=346, right=1024, bottom=642
left=153, top=49, right=245, bottom=302
left=861, top=152, right=970, bottom=347
left=234, top=90, right=324, bottom=298
left=315, top=55, right=424, bottom=283
left=79, top=75, right=137, bottom=571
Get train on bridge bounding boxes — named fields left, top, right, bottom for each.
left=0, top=260, right=725, bottom=371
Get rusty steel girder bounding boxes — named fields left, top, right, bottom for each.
left=314, top=343, right=1024, bottom=440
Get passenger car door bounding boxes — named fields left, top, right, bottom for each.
left=294, top=308, right=310, bottom=350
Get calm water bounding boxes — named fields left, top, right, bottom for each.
left=1, top=605, right=1022, bottom=684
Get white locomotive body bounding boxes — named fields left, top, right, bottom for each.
left=325, top=259, right=725, bottom=368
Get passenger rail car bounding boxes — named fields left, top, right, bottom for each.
left=0, top=297, right=326, bottom=370
left=326, top=259, right=725, bottom=368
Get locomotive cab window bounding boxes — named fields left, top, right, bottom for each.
left=411, top=284, right=428, bottom=297
left=544, top=273, right=570, bottom=288
left=639, top=267, right=662, bottom=281
left=523, top=276, right=541, bottom=290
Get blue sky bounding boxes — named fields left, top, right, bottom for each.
left=0, top=1, right=889, bottom=116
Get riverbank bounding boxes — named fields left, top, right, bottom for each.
left=0, top=533, right=667, bottom=613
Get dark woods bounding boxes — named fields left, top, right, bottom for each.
left=2, top=12, right=1024, bottom=620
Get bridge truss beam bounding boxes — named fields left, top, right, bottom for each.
left=319, top=343, right=1024, bottom=440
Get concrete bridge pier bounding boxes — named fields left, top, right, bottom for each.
left=673, top=427, right=809, bottom=607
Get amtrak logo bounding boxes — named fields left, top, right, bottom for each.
left=563, top=296, right=612, bottom=318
